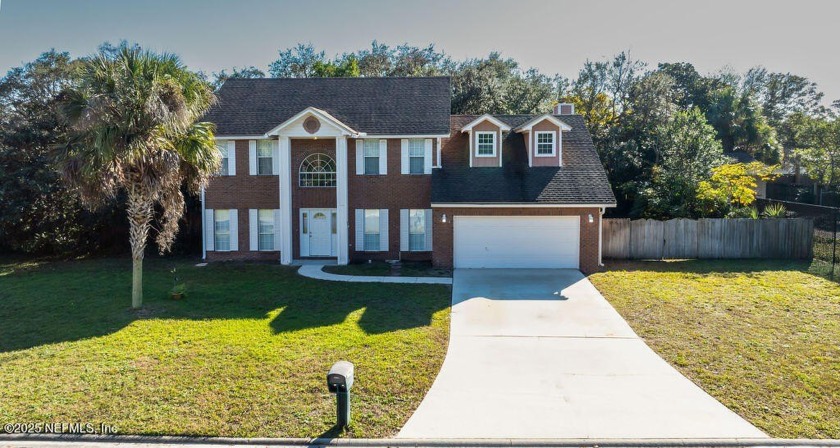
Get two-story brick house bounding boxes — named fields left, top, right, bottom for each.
left=202, top=77, right=615, bottom=273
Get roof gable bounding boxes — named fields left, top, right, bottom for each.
left=266, top=107, right=357, bottom=136
left=514, top=114, right=572, bottom=132
left=460, top=114, right=512, bottom=132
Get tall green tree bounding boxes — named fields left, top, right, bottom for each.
left=57, top=45, right=219, bottom=308
left=450, top=53, right=564, bottom=114
left=790, top=114, right=840, bottom=188
left=634, top=108, right=725, bottom=218
left=0, top=50, right=124, bottom=254
left=211, top=66, right=265, bottom=90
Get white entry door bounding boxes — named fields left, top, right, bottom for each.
left=453, top=216, right=580, bottom=268
left=301, top=209, right=334, bottom=256
left=309, top=211, right=332, bottom=256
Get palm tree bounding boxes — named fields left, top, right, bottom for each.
left=57, top=44, right=219, bottom=308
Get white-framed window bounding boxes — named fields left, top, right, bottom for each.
left=408, top=209, right=425, bottom=251
left=409, top=139, right=425, bottom=174
left=476, top=131, right=496, bottom=157
left=364, top=140, right=380, bottom=175
left=218, top=142, right=229, bottom=175
left=214, top=209, right=231, bottom=251
left=536, top=131, right=556, bottom=156
left=331, top=211, right=337, bottom=235
left=257, top=209, right=274, bottom=250
left=364, top=209, right=380, bottom=251
left=257, top=140, right=273, bottom=174
left=300, top=153, right=336, bottom=187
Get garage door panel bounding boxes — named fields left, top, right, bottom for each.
left=454, top=216, right=580, bottom=269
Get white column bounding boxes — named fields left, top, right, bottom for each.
left=278, top=136, right=293, bottom=264
left=336, top=136, right=350, bottom=265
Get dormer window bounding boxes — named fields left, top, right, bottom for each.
left=476, top=132, right=496, bottom=157
left=536, top=132, right=556, bottom=156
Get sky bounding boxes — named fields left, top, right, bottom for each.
left=1, top=0, right=838, bottom=103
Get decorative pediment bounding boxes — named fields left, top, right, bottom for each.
left=265, top=107, right=358, bottom=137
left=460, top=114, right=512, bottom=133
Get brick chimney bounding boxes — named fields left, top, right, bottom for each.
left=553, top=103, right=574, bottom=115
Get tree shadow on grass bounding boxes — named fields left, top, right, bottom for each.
left=0, top=257, right=450, bottom=353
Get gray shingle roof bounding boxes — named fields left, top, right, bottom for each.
left=432, top=115, right=616, bottom=205
left=205, top=77, right=451, bottom=136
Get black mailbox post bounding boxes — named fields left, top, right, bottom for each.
left=327, top=361, right=354, bottom=428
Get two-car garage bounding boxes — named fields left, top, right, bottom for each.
left=453, top=216, right=581, bottom=269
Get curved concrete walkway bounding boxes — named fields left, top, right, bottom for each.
left=397, top=269, right=767, bottom=439
left=297, top=264, right=452, bottom=285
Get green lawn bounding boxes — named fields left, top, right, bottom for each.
left=323, top=261, right=452, bottom=278
left=0, top=257, right=451, bottom=438
left=589, top=259, right=840, bottom=438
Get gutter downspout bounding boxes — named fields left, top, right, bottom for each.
left=200, top=187, right=206, bottom=260
left=598, top=207, right=604, bottom=267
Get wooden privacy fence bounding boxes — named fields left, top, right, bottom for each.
left=603, top=218, right=814, bottom=260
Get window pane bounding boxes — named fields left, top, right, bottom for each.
left=409, top=139, right=425, bottom=156
left=537, top=133, right=554, bottom=155
left=410, top=156, right=424, bottom=174
left=217, top=143, right=228, bottom=158
left=215, top=234, right=230, bottom=251
left=299, top=153, right=336, bottom=187
left=409, top=233, right=425, bottom=251
left=258, top=210, right=274, bottom=251
left=364, top=156, right=379, bottom=175
left=364, top=233, right=380, bottom=251
left=220, top=158, right=229, bottom=175
left=331, top=211, right=337, bottom=234
left=214, top=210, right=230, bottom=251
left=364, top=209, right=379, bottom=234
left=364, top=140, right=379, bottom=157
left=258, top=234, right=274, bottom=251
left=409, top=209, right=425, bottom=234
left=477, top=133, right=494, bottom=155
left=258, top=157, right=273, bottom=174
left=257, top=140, right=273, bottom=157
left=302, top=212, right=308, bottom=234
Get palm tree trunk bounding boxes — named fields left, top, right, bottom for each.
left=127, top=188, right=154, bottom=309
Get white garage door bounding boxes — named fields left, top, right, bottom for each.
left=454, top=216, right=580, bottom=268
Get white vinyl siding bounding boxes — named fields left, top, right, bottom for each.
left=476, top=132, right=496, bottom=157
left=257, top=140, right=274, bottom=174
left=536, top=131, right=555, bottom=156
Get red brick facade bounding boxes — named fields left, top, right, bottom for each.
left=203, top=136, right=606, bottom=272
left=291, top=139, right=337, bottom=259
left=204, top=139, right=280, bottom=261
left=347, top=138, right=434, bottom=261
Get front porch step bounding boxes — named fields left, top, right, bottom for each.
left=291, top=259, right=338, bottom=266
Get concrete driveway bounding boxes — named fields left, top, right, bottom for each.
left=397, top=269, right=767, bottom=439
